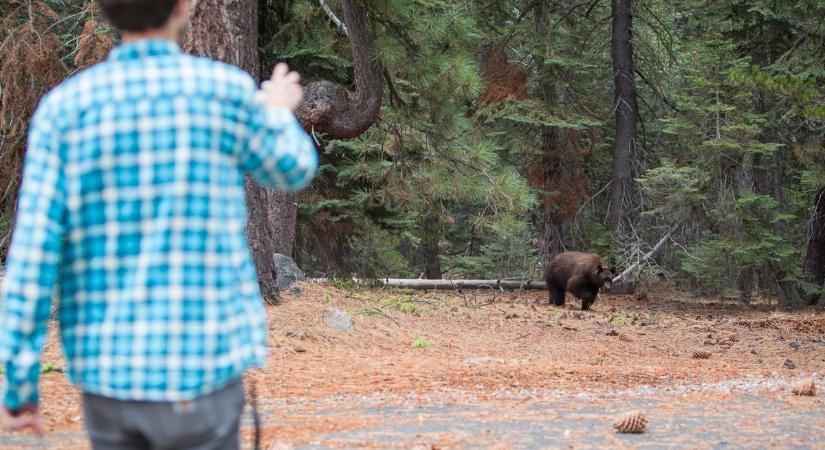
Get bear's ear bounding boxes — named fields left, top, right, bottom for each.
left=595, top=265, right=604, bottom=274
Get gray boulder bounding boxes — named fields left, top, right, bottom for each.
left=323, top=309, right=354, bottom=333
left=273, top=253, right=305, bottom=291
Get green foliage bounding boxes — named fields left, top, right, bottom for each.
left=2, top=0, right=822, bottom=304
left=411, top=338, right=429, bottom=349
left=611, top=313, right=633, bottom=326
left=382, top=295, right=418, bottom=315
left=443, top=215, right=538, bottom=279
left=276, top=0, right=537, bottom=278
left=638, top=161, right=709, bottom=221
left=40, top=362, right=63, bottom=373
left=345, top=222, right=416, bottom=278
left=634, top=0, right=825, bottom=298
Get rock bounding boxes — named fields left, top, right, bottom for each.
left=789, top=340, right=800, bottom=349
left=286, top=286, right=301, bottom=296
left=324, top=309, right=354, bottom=333
left=783, top=358, right=796, bottom=369
left=273, top=253, right=305, bottom=291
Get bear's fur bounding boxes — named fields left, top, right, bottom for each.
left=543, top=251, right=614, bottom=310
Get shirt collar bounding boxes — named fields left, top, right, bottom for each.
left=109, top=39, right=182, bottom=61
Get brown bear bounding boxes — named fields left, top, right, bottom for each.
left=543, top=251, right=614, bottom=310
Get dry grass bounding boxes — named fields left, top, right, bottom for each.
left=16, top=282, right=825, bottom=446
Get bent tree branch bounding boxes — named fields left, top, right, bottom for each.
left=613, top=223, right=679, bottom=284
left=296, top=0, right=383, bottom=138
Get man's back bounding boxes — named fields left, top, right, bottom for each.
left=0, top=39, right=317, bottom=408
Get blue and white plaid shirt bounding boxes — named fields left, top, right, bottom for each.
left=0, top=39, right=317, bottom=409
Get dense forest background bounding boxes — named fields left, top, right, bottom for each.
left=1, top=0, right=823, bottom=306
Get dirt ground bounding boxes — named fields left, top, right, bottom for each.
left=2, top=282, right=824, bottom=449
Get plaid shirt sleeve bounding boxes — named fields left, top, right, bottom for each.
left=0, top=97, right=66, bottom=410
left=236, top=89, right=318, bottom=191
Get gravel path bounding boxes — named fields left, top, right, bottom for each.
left=6, top=376, right=822, bottom=449
left=290, top=393, right=824, bottom=449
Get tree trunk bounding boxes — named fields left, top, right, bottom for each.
left=420, top=213, right=442, bottom=279
left=377, top=278, right=546, bottom=290
left=182, top=1, right=258, bottom=72
left=244, top=181, right=299, bottom=301
left=533, top=2, right=560, bottom=256
left=608, top=0, right=638, bottom=233
left=802, top=187, right=825, bottom=306
left=183, top=0, right=290, bottom=303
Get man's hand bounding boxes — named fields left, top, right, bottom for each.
left=1, top=405, right=44, bottom=437
left=260, top=63, right=304, bottom=111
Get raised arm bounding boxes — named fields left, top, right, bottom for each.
left=236, top=64, right=318, bottom=191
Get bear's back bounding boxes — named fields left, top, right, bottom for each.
left=544, top=251, right=603, bottom=284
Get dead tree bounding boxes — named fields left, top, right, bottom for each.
left=802, top=187, right=825, bottom=305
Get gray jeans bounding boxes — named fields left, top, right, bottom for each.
left=82, top=380, right=245, bottom=450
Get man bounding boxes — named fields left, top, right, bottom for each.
left=0, top=0, right=317, bottom=448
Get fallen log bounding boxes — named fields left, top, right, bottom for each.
left=379, top=278, right=546, bottom=290
left=308, top=277, right=546, bottom=290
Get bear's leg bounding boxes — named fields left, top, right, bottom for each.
left=569, top=283, right=597, bottom=311
left=549, top=283, right=566, bottom=306
left=580, top=291, right=597, bottom=310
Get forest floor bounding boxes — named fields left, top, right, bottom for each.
left=1, top=282, right=824, bottom=449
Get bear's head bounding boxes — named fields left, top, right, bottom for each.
left=594, top=265, right=614, bottom=290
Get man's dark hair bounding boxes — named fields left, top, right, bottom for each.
left=97, top=0, right=178, bottom=32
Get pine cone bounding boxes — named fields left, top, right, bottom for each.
left=613, top=411, right=647, bottom=433
left=692, top=350, right=711, bottom=359
left=792, top=379, right=817, bottom=396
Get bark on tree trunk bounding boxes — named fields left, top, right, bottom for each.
left=182, top=1, right=258, bottom=72
left=608, top=0, right=637, bottom=233
left=534, top=3, right=560, bottom=256
left=244, top=181, right=298, bottom=302
left=802, top=187, right=825, bottom=306
left=420, top=213, right=442, bottom=279
left=183, top=0, right=289, bottom=303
